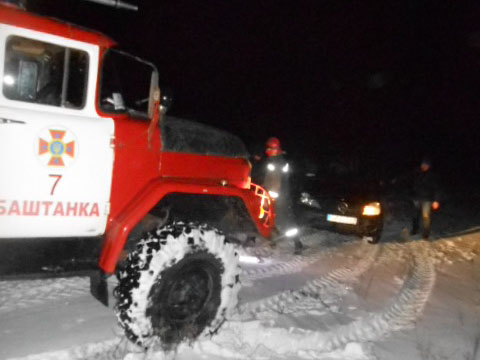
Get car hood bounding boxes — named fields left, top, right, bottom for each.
left=299, top=178, right=380, bottom=205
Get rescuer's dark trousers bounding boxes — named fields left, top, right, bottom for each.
left=274, top=197, right=303, bottom=254
left=411, top=200, right=432, bottom=239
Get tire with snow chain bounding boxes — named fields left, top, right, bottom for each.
left=114, top=222, right=240, bottom=349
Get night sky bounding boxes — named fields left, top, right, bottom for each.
left=29, top=0, right=480, bottom=184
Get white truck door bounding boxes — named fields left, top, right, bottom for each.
left=0, top=31, right=114, bottom=237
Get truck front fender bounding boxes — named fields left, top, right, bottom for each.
left=99, top=178, right=273, bottom=274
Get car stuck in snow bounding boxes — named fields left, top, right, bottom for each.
left=293, top=170, right=384, bottom=243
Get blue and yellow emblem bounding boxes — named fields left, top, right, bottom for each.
left=38, top=129, right=75, bottom=167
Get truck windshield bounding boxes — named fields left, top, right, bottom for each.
left=99, top=49, right=155, bottom=118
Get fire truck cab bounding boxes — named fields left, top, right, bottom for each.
left=0, top=2, right=274, bottom=348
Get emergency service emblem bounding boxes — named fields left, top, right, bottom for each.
left=37, top=128, right=77, bottom=167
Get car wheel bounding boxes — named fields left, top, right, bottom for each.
left=114, top=222, right=240, bottom=349
left=363, top=234, right=379, bottom=244
left=362, top=229, right=382, bottom=244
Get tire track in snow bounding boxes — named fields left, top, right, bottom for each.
left=0, top=277, right=89, bottom=314
left=318, top=240, right=436, bottom=351
left=240, top=232, right=353, bottom=282
left=7, top=241, right=436, bottom=360
left=237, top=242, right=380, bottom=319
left=240, top=251, right=323, bottom=283
left=241, top=253, right=322, bottom=282
left=208, top=241, right=436, bottom=359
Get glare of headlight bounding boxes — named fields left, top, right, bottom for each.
left=282, top=163, right=289, bottom=173
left=3, top=75, right=15, bottom=86
left=267, top=163, right=275, bottom=171
left=285, top=227, right=298, bottom=237
left=300, top=192, right=312, bottom=204
left=269, top=191, right=279, bottom=199
left=300, top=192, right=320, bottom=208
left=362, top=202, right=381, bottom=216
left=239, top=255, right=260, bottom=264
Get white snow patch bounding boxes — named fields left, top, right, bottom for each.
left=2, top=203, right=479, bottom=360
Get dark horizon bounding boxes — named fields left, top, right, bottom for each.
left=29, top=0, right=480, bottom=183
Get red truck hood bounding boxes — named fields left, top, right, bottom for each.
left=159, top=116, right=251, bottom=188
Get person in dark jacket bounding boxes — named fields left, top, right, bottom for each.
left=410, top=158, right=440, bottom=239
left=255, top=137, right=303, bottom=253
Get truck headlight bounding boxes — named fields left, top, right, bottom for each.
left=285, top=227, right=299, bottom=237
left=362, top=202, right=381, bottom=216
left=268, top=191, right=279, bottom=199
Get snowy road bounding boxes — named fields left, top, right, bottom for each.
left=1, top=202, right=480, bottom=359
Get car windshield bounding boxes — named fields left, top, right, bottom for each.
left=298, top=170, right=381, bottom=197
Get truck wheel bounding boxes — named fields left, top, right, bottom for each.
left=114, top=222, right=240, bottom=349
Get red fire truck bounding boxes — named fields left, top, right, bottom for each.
left=0, top=1, right=274, bottom=349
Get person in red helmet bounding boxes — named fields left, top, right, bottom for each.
left=257, top=137, right=303, bottom=253
left=262, top=137, right=286, bottom=197
left=265, top=137, right=282, bottom=157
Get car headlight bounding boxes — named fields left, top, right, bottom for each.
left=300, top=192, right=321, bottom=209
left=362, top=202, right=381, bottom=216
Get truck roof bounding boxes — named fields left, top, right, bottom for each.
left=0, top=3, right=116, bottom=48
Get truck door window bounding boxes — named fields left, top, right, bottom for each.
left=99, top=49, right=153, bottom=117
left=2, top=36, right=88, bottom=109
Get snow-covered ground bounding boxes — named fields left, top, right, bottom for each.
left=1, top=192, right=479, bottom=360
